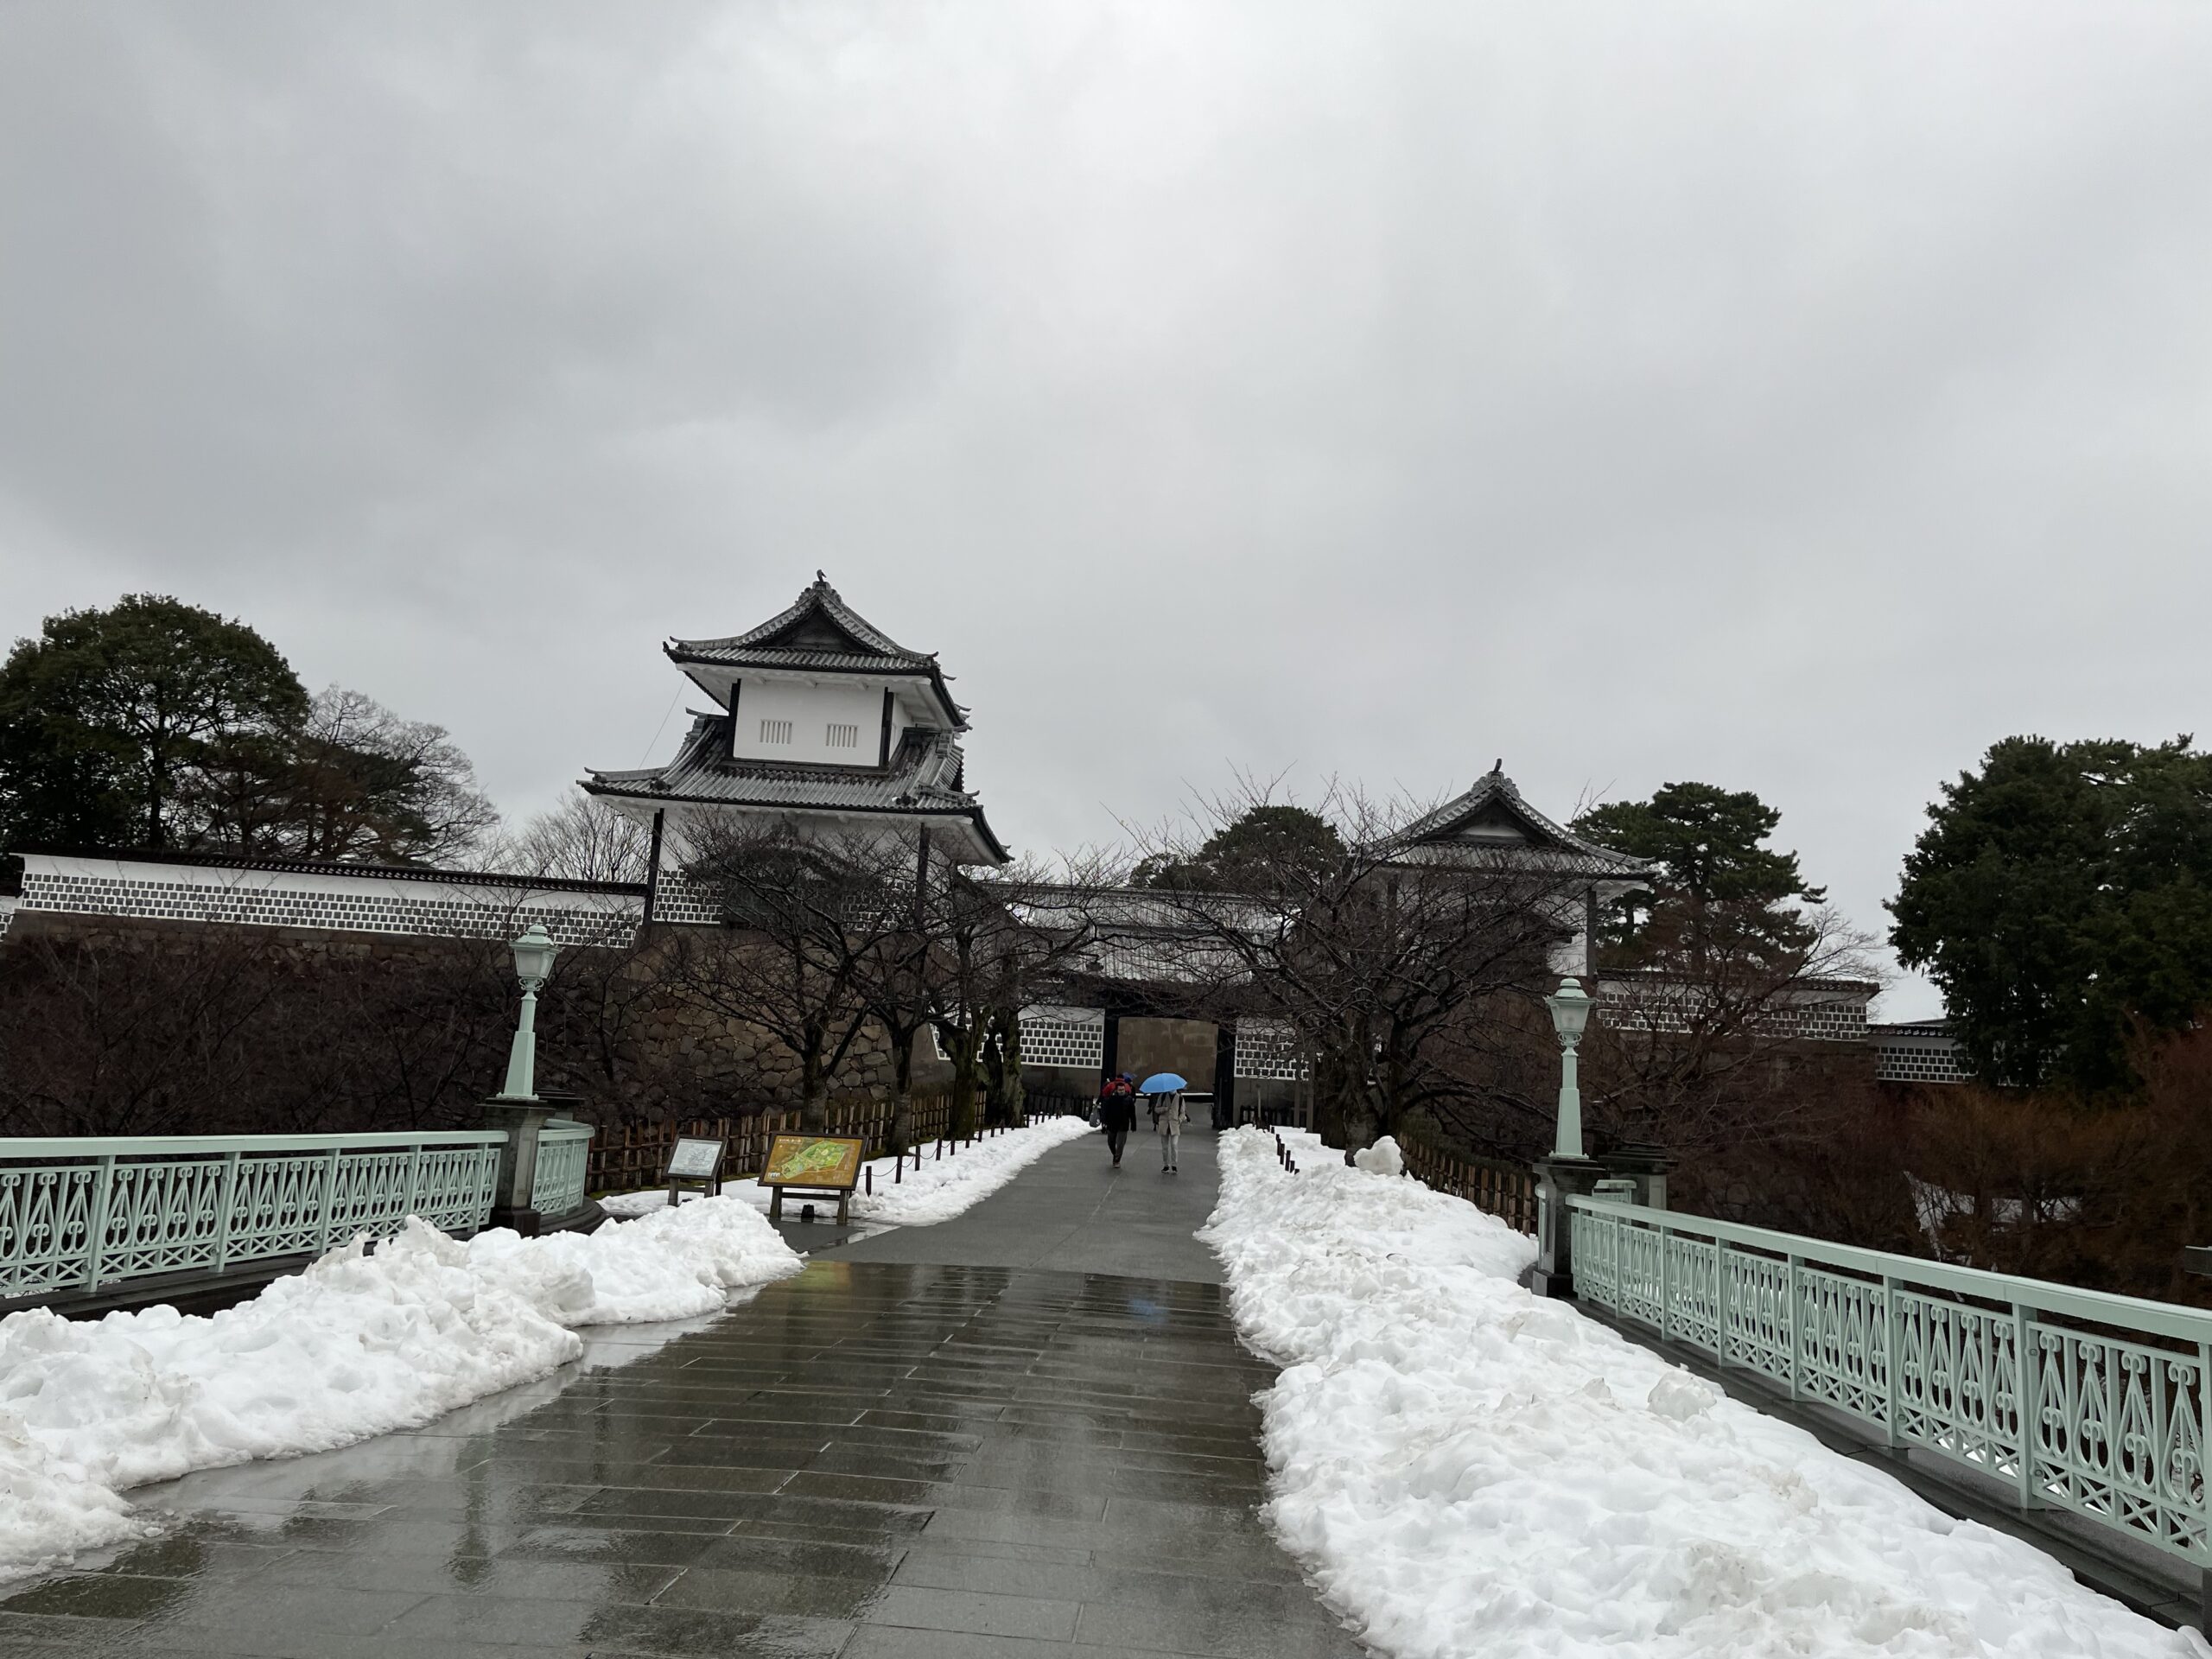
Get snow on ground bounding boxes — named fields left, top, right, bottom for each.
left=1202, top=1127, right=2209, bottom=1659
left=0, top=1196, right=800, bottom=1580
left=601, top=1111, right=1094, bottom=1229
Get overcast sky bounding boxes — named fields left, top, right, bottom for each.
left=5, top=3, right=2209, bottom=1018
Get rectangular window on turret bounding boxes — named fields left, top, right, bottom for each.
left=825, top=722, right=860, bottom=750
left=759, top=718, right=793, bottom=745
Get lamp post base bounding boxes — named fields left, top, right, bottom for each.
left=1531, top=1154, right=1608, bottom=1300
left=486, top=1197, right=607, bottom=1239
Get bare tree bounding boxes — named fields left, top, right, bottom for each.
left=1578, top=904, right=1886, bottom=1155
left=848, top=842, right=944, bottom=1154
left=188, top=685, right=501, bottom=866
left=497, top=787, right=652, bottom=885
left=0, top=925, right=286, bottom=1136
left=662, top=820, right=918, bottom=1129
left=1134, top=779, right=1588, bottom=1157
left=922, top=855, right=1120, bottom=1135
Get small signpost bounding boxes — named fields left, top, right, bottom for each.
left=664, top=1135, right=726, bottom=1208
left=760, top=1133, right=866, bottom=1225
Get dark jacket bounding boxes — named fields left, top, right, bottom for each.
left=1099, top=1090, right=1137, bottom=1132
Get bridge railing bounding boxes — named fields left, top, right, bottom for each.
left=0, top=1130, right=508, bottom=1301
left=529, top=1122, right=594, bottom=1217
left=1569, top=1193, right=2212, bottom=1569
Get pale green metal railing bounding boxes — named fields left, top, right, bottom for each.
left=1568, top=1194, right=2212, bottom=1568
left=530, top=1122, right=594, bottom=1217
left=0, top=1131, right=507, bottom=1300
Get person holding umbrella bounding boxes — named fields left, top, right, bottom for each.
left=1141, top=1072, right=1188, bottom=1173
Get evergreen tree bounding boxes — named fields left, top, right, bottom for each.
left=1133, top=804, right=1344, bottom=892
left=1574, top=782, right=1824, bottom=974
left=0, top=595, right=307, bottom=851
left=0, top=596, right=499, bottom=866
left=1890, top=735, right=2212, bottom=1093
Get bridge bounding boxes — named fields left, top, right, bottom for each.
left=0, top=1128, right=1366, bottom=1657
left=1, top=1117, right=2206, bottom=1651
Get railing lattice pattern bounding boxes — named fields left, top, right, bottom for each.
left=1570, top=1197, right=2212, bottom=1567
left=0, top=1133, right=506, bottom=1300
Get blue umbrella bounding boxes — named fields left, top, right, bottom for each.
left=1139, top=1072, right=1187, bottom=1094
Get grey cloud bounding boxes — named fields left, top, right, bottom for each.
left=4, top=1, right=2210, bottom=1018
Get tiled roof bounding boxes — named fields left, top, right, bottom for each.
left=674, top=573, right=926, bottom=664
left=10, top=845, right=645, bottom=896
left=674, top=647, right=923, bottom=675
left=664, top=574, right=966, bottom=728
left=585, top=716, right=1008, bottom=858
left=1381, top=769, right=1654, bottom=880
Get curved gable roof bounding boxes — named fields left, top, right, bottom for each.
left=664, top=573, right=965, bottom=728
left=1382, top=767, right=1655, bottom=881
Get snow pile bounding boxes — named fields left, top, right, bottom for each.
left=1351, top=1134, right=1405, bottom=1177
left=1202, top=1128, right=2205, bottom=1659
left=0, top=1197, right=800, bottom=1577
left=604, top=1112, right=1094, bottom=1230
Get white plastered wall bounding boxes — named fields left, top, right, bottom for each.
left=729, top=678, right=886, bottom=764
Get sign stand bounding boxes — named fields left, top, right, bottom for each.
left=760, top=1133, right=866, bottom=1225
left=664, top=1135, right=726, bottom=1208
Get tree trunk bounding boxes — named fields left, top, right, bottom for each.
left=800, top=1036, right=828, bottom=1131
left=992, top=1008, right=1027, bottom=1126
left=1317, top=1016, right=1378, bottom=1158
left=890, top=1027, right=917, bottom=1154
left=945, top=1020, right=979, bottom=1139
left=1313, top=1046, right=1351, bottom=1150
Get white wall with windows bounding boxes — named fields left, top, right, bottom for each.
left=728, top=677, right=885, bottom=765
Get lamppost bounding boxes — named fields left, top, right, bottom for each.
left=1530, top=975, right=1599, bottom=1299
left=1543, top=976, right=1592, bottom=1160
left=497, top=925, right=558, bottom=1102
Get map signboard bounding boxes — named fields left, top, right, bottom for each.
left=760, top=1134, right=865, bottom=1192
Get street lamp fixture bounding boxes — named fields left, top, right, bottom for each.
left=1544, top=976, right=1592, bottom=1160
left=498, top=924, right=559, bottom=1101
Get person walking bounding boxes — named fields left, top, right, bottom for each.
left=1156, top=1087, right=1186, bottom=1174
left=1099, top=1076, right=1136, bottom=1168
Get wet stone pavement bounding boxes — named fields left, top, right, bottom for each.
left=2, top=1131, right=1370, bottom=1658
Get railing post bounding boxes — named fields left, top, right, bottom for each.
left=1786, top=1255, right=1802, bottom=1401
left=1530, top=1155, right=1606, bottom=1299
left=82, top=1154, right=117, bottom=1290
left=2015, top=1302, right=2043, bottom=1510
left=1881, top=1274, right=1903, bottom=1451
left=1658, top=1220, right=1672, bottom=1342
left=213, top=1150, right=243, bottom=1273
left=401, top=1140, right=423, bottom=1223
left=2199, top=1341, right=2212, bottom=1614
left=316, top=1146, right=343, bottom=1252
left=1717, top=1239, right=1733, bottom=1369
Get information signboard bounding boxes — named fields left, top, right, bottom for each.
left=760, top=1133, right=866, bottom=1224
left=666, top=1137, right=724, bottom=1181
left=663, top=1135, right=726, bottom=1206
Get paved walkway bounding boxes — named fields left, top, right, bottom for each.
left=0, top=1127, right=1367, bottom=1658
left=825, top=1114, right=1227, bottom=1281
